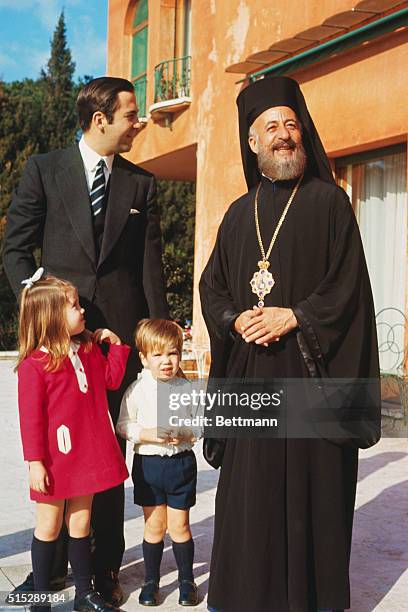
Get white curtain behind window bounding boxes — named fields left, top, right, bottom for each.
left=356, top=152, right=407, bottom=372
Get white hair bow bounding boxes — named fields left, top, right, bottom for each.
left=21, top=267, right=45, bottom=289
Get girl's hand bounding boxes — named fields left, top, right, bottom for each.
left=29, top=461, right=49, bottom=494
left=140, top=427, right=173, bottom=444
left=94, top=328, right=122, bottom=345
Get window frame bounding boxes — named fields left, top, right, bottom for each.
left=335, top=143, right=406, bottom=211
left=130, top=1, right=149, bottom=117
left=335, top=143, right=408, bottom=368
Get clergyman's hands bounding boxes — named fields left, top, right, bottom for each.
left=234, top=309, right=260, bottom=336
left=239, top=306, right=298, bottom=347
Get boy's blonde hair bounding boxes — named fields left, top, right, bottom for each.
left=135, top=319, right=183, bottom=356
left=17, top=275, right=92, bottom=372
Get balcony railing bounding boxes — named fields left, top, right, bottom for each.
left=133, top=74, right=147, bottom=118
left=154, top=56, right=191, bottom=104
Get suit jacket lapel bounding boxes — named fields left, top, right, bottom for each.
left=56, top=145, right=96, bottom=266
left=98, top=155, right=139, bottom=268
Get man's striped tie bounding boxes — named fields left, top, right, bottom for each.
left=90, top=159, right=106, bottom=216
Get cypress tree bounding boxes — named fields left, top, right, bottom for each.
left=41, top=11, right=77, bottom=150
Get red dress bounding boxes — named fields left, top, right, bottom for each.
left=18, top=342, right=130, bottom=501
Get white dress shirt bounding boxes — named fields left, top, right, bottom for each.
left=78, top=136, right=114, bottom=192
left=116, top=368, right=202, bottom=457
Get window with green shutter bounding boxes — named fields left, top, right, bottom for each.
left=131, top=0, right=148, bottom=117
left=133, top=0, right=148, bottom=26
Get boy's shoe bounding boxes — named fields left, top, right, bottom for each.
left=178, top=581, right=199, bottom=606
left=138, top=581, right=159, bottom=606
left=74, top=590, right=117, bottom=611
left=12, top=571, right=66, bottom=593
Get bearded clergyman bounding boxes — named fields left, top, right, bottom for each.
left=200, top=76, right=381, bottom=612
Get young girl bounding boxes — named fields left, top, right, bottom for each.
left=16, top=269, right=130, bottom=612
left=116, top=319, right=200, bottom=607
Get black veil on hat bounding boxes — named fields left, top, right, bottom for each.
left=236, top=76, right=334, bottom=189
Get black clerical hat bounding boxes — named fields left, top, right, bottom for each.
left=236, top=76, right=334, bottom=189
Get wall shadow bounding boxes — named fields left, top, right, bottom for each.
left=351, top=479, right=408, bottom=611
left=357, top=451, right=407, bottom=482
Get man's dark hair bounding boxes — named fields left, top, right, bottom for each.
left=77, top=76, right=135, bottom=131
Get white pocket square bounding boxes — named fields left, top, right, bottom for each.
left=130, top=208, right=140, bottom=215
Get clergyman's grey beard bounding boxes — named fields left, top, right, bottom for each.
left=257, top=141, right=307, bottom=180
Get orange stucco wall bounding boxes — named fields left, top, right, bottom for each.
left=107, top=0, right=408, bottom=341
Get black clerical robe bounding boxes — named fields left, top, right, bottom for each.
left=199, top=174, right=381, bottom=612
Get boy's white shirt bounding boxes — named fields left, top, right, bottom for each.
left=116, top=368, right=202, bottom=456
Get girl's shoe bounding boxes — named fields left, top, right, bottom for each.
left=14, top=572, right=66, bottom=593
left=178, top=580, right=198, bottom=606
left=138, top=581, right=159, bottom=606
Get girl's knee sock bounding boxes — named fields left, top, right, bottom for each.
left=143, top=540, right=164, bottom=583
left=31, top=535, right=57, bottom=592
left=68, top=535, right=93, bottom=598
left=172, top=539, right=194, bottom=582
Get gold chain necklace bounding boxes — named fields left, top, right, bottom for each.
left=250, top=174, right=303, bottom=307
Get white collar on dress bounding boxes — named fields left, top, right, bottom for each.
left=39, top=341, right=80, bottom=354
left=39, top=342, right=88, bottom=393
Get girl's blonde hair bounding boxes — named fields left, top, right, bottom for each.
left=17, top=275, right=92, bottom=372
left=135, top=319, right=183, bottom=356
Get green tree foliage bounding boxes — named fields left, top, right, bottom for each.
left=0, top=79, right=45, bottom=215
left=0, top=79, right=46, bottom=348
left=41, top=11, right=77, bottom=150
left=157, top=180, right=195, bottom=324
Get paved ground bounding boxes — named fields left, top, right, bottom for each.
left=0, top=357, right=407, bottom=611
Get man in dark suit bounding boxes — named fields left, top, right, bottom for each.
left=3, top=77, right=169, bottom=607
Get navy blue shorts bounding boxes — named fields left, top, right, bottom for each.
left=132, top=450, right=197, bottom=509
